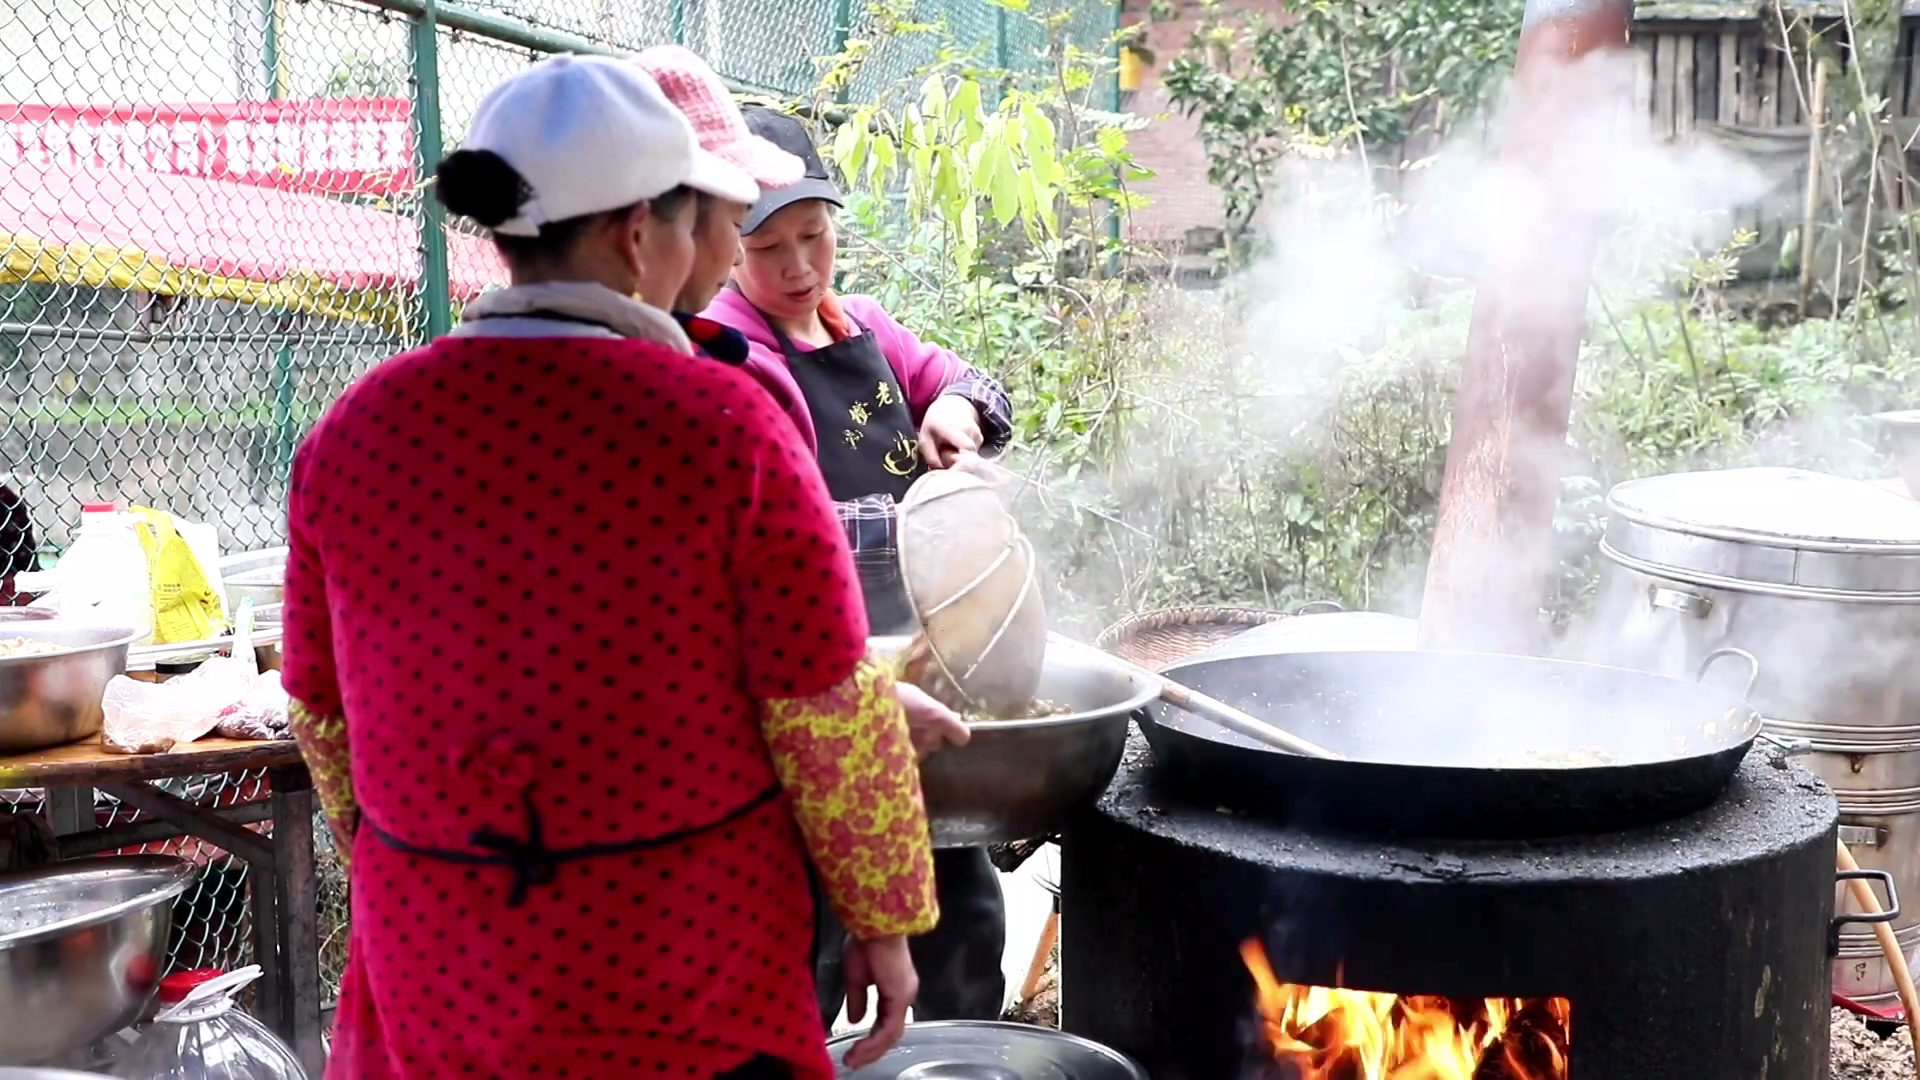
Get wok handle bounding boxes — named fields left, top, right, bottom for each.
left=1649, top=586, right=1712, bottom=617
left=1154, top=679, right=1344, bottom=761
left=1832, top=869, right=1902, bottom=958
left=1695, top=647, right=1761, bottom=699
left=1293, top=600, right=1346, bottom=616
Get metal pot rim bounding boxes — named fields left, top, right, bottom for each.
left=0, top=855, right=196, bottom=949
left=825, top=1020, right=1146, bottom=1080
left=1607, top=501, right=1920, bottom=557
left=869, top=635, right=1160, bottom=728
left=0, top=625, right=142, bottom=668
left=1599, top=541, right=1920, bottom=603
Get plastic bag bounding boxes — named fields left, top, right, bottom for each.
left=130, top=506, right=224, bottom=645
left=103, top=602, right=260, bottom=755
left=212, top=671, right=291, bottom=742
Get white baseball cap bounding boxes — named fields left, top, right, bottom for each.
left=459, top=54, right=760, bottom=237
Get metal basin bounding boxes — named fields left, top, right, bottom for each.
left=0, top=856, right=196, bottom=1065
left=0, top=623, right=141, bottom=754
left=217, top=548, right=286, bottom=614
left=874, top=637, right=1159, bottom=847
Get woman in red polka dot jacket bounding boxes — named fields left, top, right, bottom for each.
left=282, top=55, right=967, bottom=1080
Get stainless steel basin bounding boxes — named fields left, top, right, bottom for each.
left=217, top=548, right=287, bottom=614
left=874, top=636, right=1159, bottom=847
left=0, top=856, right=196, bottom=1065
left=0, top=623, right=141, bottom=754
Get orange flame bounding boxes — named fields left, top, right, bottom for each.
left=1241, top=940, right=1571, bottom=1080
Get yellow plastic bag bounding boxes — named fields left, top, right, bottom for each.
left=129, top=507, right=223, bottom=645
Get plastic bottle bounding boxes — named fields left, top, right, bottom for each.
left=112, top=966, right=307, bottom=1080
left=55, top=502, right=153, bottom=639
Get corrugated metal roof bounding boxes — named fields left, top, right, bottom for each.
left=1636, top=0, right=1920, bottom=19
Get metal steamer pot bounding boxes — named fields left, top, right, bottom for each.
left=1587, top=467, right=1920, bottom=1002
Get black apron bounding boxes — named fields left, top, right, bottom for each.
left=762, top=312, right=926, bottom=635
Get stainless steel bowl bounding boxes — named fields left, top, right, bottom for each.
left=0, top=623, right=141, bottom=755
left=218, top=548, right=287, bottom=614
left=874, top=636, right=1159, bottom=847
left=0, top=856, right=196, bottom=1065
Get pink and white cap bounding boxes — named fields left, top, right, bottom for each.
left=632, top=45, right=805, bottom=193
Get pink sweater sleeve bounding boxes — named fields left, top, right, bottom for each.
left=843, top=296, right=968, bottom=420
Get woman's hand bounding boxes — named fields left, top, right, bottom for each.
left=897, top=680, right=971, bottom=759
left=918, top=395, right=984, bottom=469
left=841, top=934, right=919, bottom=1069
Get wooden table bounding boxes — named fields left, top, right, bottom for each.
left=0, top=736, right=324, bottom=1076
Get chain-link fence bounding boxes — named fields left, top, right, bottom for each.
left=0, top=0, right=1116, bottom=563
left=2, top=0, right=1115, bottom=1019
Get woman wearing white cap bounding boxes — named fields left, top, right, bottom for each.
left=282, top=55, right=940, bottom=1079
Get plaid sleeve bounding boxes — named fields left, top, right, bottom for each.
left=941, top=369, right=1014, bottom=456
left=838, top=493, right=898, bottom=568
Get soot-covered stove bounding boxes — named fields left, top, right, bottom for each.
left=1060, top=733, right=1844, bottom=1080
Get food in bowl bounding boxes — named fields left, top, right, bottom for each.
left=964, top=699, right=1073, bottom=723
left=0, top=637, right=64, bottom=658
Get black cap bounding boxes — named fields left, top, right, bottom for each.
left=741, top=107, right=844, bottom=235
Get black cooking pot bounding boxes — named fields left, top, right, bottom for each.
left=1144, top=646, right=1797, bottom=838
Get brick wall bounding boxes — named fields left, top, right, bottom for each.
left=1119, top=0, right=1290, bottom=245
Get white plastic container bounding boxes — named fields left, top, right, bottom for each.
left=55, top=502, right=153, bottom=640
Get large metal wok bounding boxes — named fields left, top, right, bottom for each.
left=1144, top=646, right=1785, bottom=838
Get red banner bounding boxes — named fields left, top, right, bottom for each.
left=0, top=99, right=415, bottom=197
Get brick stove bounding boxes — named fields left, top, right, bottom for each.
left=1060, top=734, right=1845, bottom=1080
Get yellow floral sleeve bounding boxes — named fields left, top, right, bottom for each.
left=289, top=697, right=357, bottom=866
left=761, top=655, right=938, bottom=940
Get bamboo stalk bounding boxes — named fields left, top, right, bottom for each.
left=1835, top=836, right=1920, bottom=1064
left=1799, top=59, right=1829, bottom=316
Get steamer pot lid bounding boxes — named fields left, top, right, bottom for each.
left=1609, top=468, right=1920, bottom=547
left=828, top=1021, right=1148, bottom=1080
left=1604, top=468, right=1920, bottom=592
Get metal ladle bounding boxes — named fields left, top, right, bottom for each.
left=1046, top=633, right=1342, bottom=760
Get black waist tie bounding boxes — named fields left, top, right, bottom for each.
left=364, top=784, right=785, bottom=908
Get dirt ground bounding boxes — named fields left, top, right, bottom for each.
left=1833, top=1009, right=1916, bottom=1080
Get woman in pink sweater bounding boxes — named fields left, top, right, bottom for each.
left=699, top=106, right=1016, bottom=1032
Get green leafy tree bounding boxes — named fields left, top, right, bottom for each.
left=1160, top=0, right=1524, bottom=257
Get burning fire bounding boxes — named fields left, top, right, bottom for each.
left=1241, top=940, right=1572, bottom=1080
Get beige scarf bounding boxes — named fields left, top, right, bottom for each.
left=453, top=281, right=692, bottom=353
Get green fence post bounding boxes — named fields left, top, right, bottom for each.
left=995, top=6, right=1009, bottom=70
left=265, top=0, right=297, bottom=479
left=272, top=332, right=296, bottom=482
left=830, top=0, right=853, bottom=102
left=670, top=0, right=686, bottom=44
left=261, top=0, right=284, bottom=100
left=411, top=1, right=453, bottom=341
